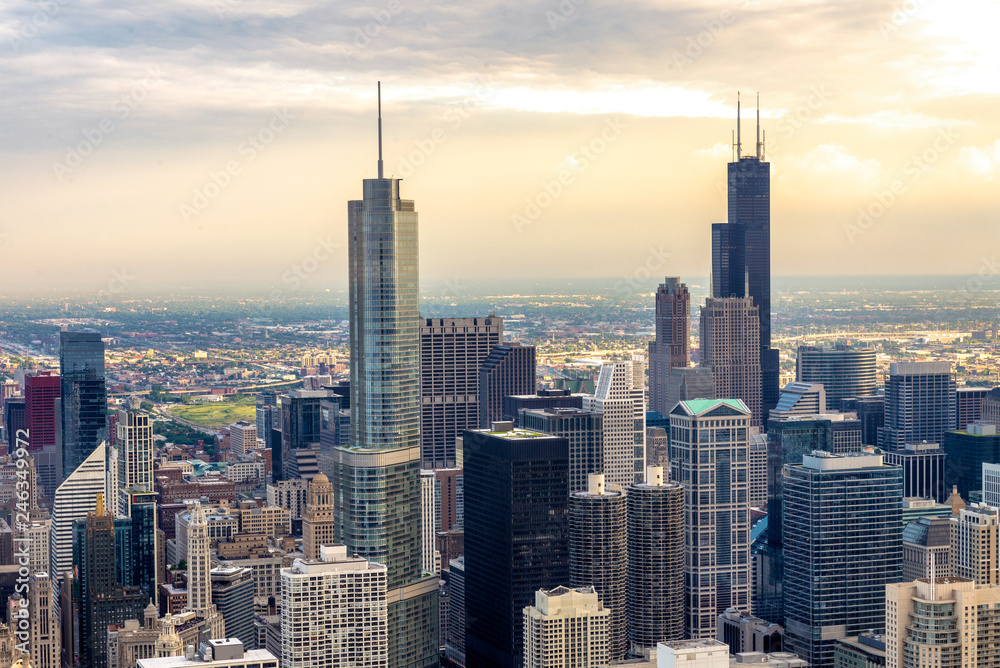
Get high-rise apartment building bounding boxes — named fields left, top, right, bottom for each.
left=699, top=298, right=762, bottom=428
left=50, top=442, right=106, bottom=581
left=24, top=370, right=61, bottom=500
left=211, top=566, right=256, bottom=649
left=796, top=345, right=877, bottom=408
left=783, top=451, right=902, bottom=667
left=420, top=316, right=503, bottom=468
left=521, top=407, right=603, bottom=494
left=464, top=425, right=570, bottom=668
left=879, top=362, right=956, bottom=450
left=670, top=399, right=751, bottom=639
left=229, top=421, right=257, bottom=458
left=420, top=469, right=440, bottom=574
left=886, top=577, right=1000, bottom=668
left=712, top=106, right=779, bottom=419
left=583, top=358, right=646, bottom=489
left=626, top=466, right=684, bottom=655
left=569, top=474, right=627, bottom=661
left=117, top=410, right=153, bottom=515
left=280, top=545, right=388, bottom=668
left=60, top=331, right=107, bottom=486
left=902, top=516, right=952, bottom=581
left=950, top=503, right=999, bottom=585
left=648, top=277, right=691, bottom=416
left=522, top=587, right=610, bottom=668
left=331, top=95, right=438, bottom=668
left=479, top=343, right=536, bottom=427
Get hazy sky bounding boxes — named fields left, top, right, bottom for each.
left=1, top=0, right=997, bottom=295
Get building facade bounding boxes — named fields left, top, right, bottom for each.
left=521, top=407, right=603, bottom=494
left=648, top=277, right=691, bottom=416
left=582, top=359, right=646, bottom=489
left=796, top=346, right=877, bottom=408
left=479, top=343, right=536, bottom=427
left=699, top=298, right=762, bottom=428
left=60, top=330, right=108, bottom=487
left=522, top=587, right=610, bottom=668
left=879, top=362, right=956, bottom=450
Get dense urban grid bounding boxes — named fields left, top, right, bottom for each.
left=2, top=94, right=1000, bottom=668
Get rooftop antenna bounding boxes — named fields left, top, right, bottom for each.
left=377, top=81, right=384, bottom=179
left=731, top=130, right=735, bottom=162
left=736, top=91, right=742, bottom=159
left=756, top=92, right=761, bottom=160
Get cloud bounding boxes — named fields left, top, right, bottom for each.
left=955, top=141, right=1000, bottom=181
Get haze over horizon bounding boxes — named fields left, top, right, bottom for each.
left=1, top=0, right=997, bottom=294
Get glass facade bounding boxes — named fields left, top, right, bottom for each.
left=60, top=331, right=107, bottom=485
left=796, top=346, right=878, bottom=407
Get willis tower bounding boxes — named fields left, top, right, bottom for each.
left=711, top=93, right=779, bottom=422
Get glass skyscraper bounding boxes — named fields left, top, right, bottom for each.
left=331, top=87, right=438, bottom=668
left=60, top=331, right=107, bottom=485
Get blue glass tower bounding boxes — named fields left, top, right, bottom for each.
left=60, top=331, right=107, bottom=484
left=331, top=84, right=439, bottom=668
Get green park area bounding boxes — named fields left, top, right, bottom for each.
left=168, top=402, right=255, bottom=429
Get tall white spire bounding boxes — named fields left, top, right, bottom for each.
left=377, top=81, right=384, bottom=179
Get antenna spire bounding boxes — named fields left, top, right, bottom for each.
left=377, top=81, right=384, bottom=179
left=736, top=91, right=742, bottom=159
left=756, top=92, right=761, bottom=160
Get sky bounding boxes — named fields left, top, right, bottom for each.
left=1, top=0, right=998, bottom=295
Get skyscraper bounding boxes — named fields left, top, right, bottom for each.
left=522, top=587, right=610, bottom=668
left=783, top=451, right=902, bottom=667
left=479, top=343, right=537, bottom=426
left=60, top=331, right=107, bottom=486
left=211, top=565, right=256, bottom=648
left=569, top=474, right=627, bottom=661
left=626, top=466, right=684, bottom=656
left=712, top=97, right=778, bottom=418
left=648, top=277, right=690, bottom=416
left=699, top=297, right=762, bottom=428
left=670, top=399, right=752, bottom=639
left=330, top=86, right=438, bottom=668
left=949, top=503, right=998, bottom=585
left=301, top=472, right=335, bottom=561
left=420, top=316, right=503, bottom=468
left=50, top=442, right=106, bottom=581
left=463, top=425, right=570, bottom=668
left=582, top=358, right=646, bottom=488
left=277, top=389, right=328, bottom=482
left=116, top=410, right=154, bottom=515
left=796, top=345, right=877, bottom=407
left=883, top=442, right=946, bottom=503
left=24, top=370, right=61, bottom=500
left=521, top=407, right=603, bottom=494
left=879, top=361, right=956, bottom=450
left=943, top=422, right=1000, bottom=498
left=184, top=501, right=226, bottom=637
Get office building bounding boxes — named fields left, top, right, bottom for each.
left=504, top=390, right=585, bottom=426
left=184, top=502, right=226, bottom=637
left=879, top=362, right=956, bottom=450
left=331, top=106, right=438, bottom=668
left=664, top=367, right=716, bottom=417
left=255, top=403, right=274, bottom=450
left=984, top=462, right=1000, bottom=506
left=117, top=410, right=154, bottom=514
left=902, top=516, right=952, bottom=581
left=659, top=639, right=730, bottom=668
left=464, top=425, right=569, bottom=668
left=301, top=473, right=336, bottom=561
left=627, top=466, right=684, bottom=655
left=699, top=297, right=762, bottom=428
left=3, top=398, right=25, bottom=454
left=432, top=467, right=463, bottom=534
left=479, top=343, right=536, bottom=426
left=886, top=577, right=1000, bottom=668
left=277, top=389, right=329, bottom=482
left=118, top=490, right=160, bottom=605
left=280, top=545, right=388, bottom=668
left=211, top=566, right=255, bottom=648
left=671, top=399, right=752, bottom=638
left=841, top=396, right=885, bottom=446
left=833, top=632, right=886, bottom=668
left=445, top=556, right=466, bottom=667
left=569, top=474, right=627, bottom=661
left=950, top=503, right=998, bottom=585
left=420, top=316, right=503, bottom=468
left=769, top=382, right=826, bottom=419
left=900, top=497, right=953, bottom=526
left=648, top=277, right=691, bottom=416
left=796, top=345, right=877, bottom=407
left=749, top=433, right=768, bottom=508
left=646, top=426, right=668, bottom=469
left=24, top=370, right=61, bottom=499
left=60, top=330, right=108, bottom=487
left=522, top=587, right=610, bottom=668
left=229, top=421, right=257, bottom=458
left=14, top=571, right=59, bottom=668
left=943, top=422, right=1000, bottom=498
left=783, top=451, right=902, bottom=667
left=883, top=442, right=946, bottom=502
left=717, top=608, right=784, bottom=655
left=983, top=387, right=1000, bottom=426
left=521, top=407, right=603, bottom=493
left=266, top=478, right=308, bottom=519
left=583, top=358, right=646, bottom=488
left=956, top=386, right=989, bottom=430
left=420, top=469, right=440, bottom=573
left=50, top=442, right=106, bottom=580
left=137, top=640, right=278, bottom=668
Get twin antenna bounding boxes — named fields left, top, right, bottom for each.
left=732, top=91, right=765, bottom=162
left=377, top=81, right=384, bottom=179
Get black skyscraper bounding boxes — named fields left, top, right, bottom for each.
left=711, top=95, right=779, bottom=420
left=60, top=331, right=107, bottom=484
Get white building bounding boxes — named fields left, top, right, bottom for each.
left=224, top=462, right=265, bottom=484
left=184, top=502, right=226, bottom=638
left=50, top=442, right=107, bottom=580
left=280, top=545, right=388, bottom=668
left=983, top=462, right=1000, bottom=507
left=420, top=470, right=441, bottom=573
left=267, top=478, right=308, bottom=520
left=229, top=422, right=258, bottom=458
left=583, top=357, right=646, bottom=488
left=658, top=639, right=730, bottom=668
left=523, top=586, right=610, bottom=668
left=137, top=639, right=277, bottom=668
left=117, top=410, right=154, bottom=516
